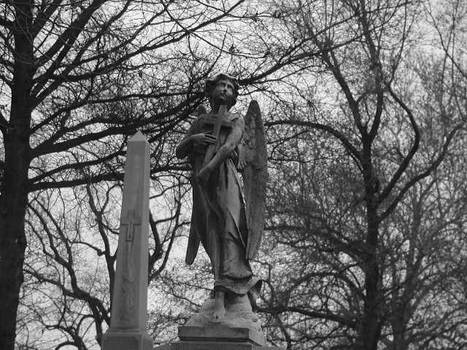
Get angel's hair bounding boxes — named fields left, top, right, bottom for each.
left=205, top=73, right=239, bottom=108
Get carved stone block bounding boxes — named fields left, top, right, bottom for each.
left=102, top=330, right=153, bottom=350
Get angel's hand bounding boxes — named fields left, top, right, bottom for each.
left=237, top=159, right=247, bottom=171
left=190, top=133, right=216, bottom=149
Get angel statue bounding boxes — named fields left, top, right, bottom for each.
left=176, top=73, right=267, bottom=327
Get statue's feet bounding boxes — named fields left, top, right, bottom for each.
left=211, top=305, right=226, bottom=322
left=211, top=291, right=226, bottom=322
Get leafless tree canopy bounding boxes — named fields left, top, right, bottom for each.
left=0, top=1, right=466, bottom=349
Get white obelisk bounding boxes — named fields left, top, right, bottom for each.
left=102, top=131, right=153, bottom=350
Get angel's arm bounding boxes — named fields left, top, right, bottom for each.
left=201, top=117, right=244, bottom=172
left=177, top=131, right=217, bottom=159
left=176, top=135, right=192, bottom=159
left=176, top=120, right=196, bottom=159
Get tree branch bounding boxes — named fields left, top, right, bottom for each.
left=266, top=119, right=361, bottom=164
left=379, top=124, right=463, bottom=222
left=378, top=84, right=420, bottom=203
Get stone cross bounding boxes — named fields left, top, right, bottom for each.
left=102, top=131, right=153, bottom=350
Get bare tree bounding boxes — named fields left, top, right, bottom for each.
left=16, top=170, right=189, bottom=349
left=243, top=0, right=467, bottom=349
left=0, top=1, right=255, bottom=348
left=3, top=1, right=465, bottom=349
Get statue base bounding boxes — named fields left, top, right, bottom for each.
left=153, top=326, right=279, bottom=350
left=153, top=296, right=281, bottom=349
left=154, top=342, right=279, bottom=350
left=185, top=296, right=263, bottom=335
left=179, top=325, right=265, bottom=345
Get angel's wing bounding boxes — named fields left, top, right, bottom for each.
left=241, top=100, right=268, bottom=260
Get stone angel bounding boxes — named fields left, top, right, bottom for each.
left=175, top=74, right=267, bottom=326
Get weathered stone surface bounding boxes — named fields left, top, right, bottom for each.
left=175, top=74, right=267, bottom=339
left=102, top=132, right=153, bottom=350
left=179, top=325, right=265, bottom=346
left=184, top=296, right=263, bottom=341
left=154, top=77, right=277, bottom=350
left=154, top=341, right=279, bottom=350
left=153, top=324, right=281, bottom=350
left=103, top=330, right=153, bottom=350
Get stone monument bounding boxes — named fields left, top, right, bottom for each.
left=154, top=74, right=277, bottom=350
left=102, top=131, right=153, bottom=350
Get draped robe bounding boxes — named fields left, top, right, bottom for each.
left=184, top=112, right=260, bottom=296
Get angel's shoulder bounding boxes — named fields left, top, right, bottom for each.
left=227, top=112, right=244, bottom=127
left=190, top=112, right=209, bottom=122
left=225, top=111, right=239, bottom=120
left=188, top=113, right=208, bottom=129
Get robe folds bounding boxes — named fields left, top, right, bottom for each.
left=184, top=112, right=260, bottom=296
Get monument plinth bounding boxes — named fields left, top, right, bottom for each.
left=154, top=325, right=277, bottom=350
left=102, top=132, right=153, bottom=350
left=179, top=325, right=265, bottom=345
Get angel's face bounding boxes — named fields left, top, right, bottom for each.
left=211, top=79, right=235, bottom=106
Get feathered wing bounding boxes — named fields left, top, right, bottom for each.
left=240, top=100, right=268, bottom=260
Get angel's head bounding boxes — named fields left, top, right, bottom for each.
left=205, top=73, right=239, bottom=109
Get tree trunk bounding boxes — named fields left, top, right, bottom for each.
left=358, top=206, right=382, bottom=350
left=0, top=1, right=33, bottom=349
left=391, top=319, right=408, bottom=350
left=0, top=165, right=29, bottom=349
left=356, top=144, right=382, bottom=350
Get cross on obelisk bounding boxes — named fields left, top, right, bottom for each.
left=102, top=131, right=153, bottom=350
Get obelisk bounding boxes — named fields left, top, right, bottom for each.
left=102, top=131, right=153, bottom=350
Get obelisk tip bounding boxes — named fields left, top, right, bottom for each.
left=130, top=131, right=147, bottom=142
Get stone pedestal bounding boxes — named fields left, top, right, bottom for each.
left=179, top=326, right=265, bottom=345
left=153, top=326, right=280, bottom=350
left=155, top=341, right=278, bottom=350
left=153, top=294, right=281, bottom=350
left=184, top=296, right=262, bottom=333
